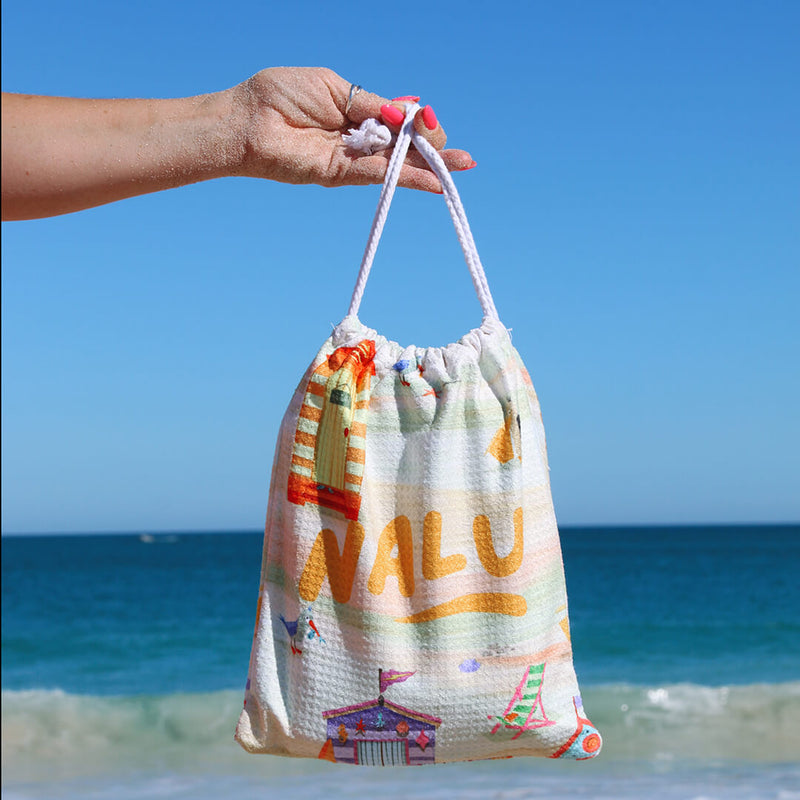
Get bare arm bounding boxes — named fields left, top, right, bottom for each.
left=1, top=68, right=474, bottom=221
left=1, top=91, right=239, bottom=220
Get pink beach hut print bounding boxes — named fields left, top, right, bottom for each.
left=319, top=670, right=441, bottom=765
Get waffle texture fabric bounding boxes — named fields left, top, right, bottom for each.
left=235, top=106, right=601, bottom=766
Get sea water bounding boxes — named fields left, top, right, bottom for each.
left=3, top=525, right=799, bottom=799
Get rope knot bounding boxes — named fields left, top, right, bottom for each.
left=342, top=118, right=395, bottom=155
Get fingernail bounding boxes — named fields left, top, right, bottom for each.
left=422, top=105, right=437, bottom=130
left=380, top=104, right=405, bottom=126
left=467, top=160, right=477, bottom=169
left=392, top=95, right=420, bottom=103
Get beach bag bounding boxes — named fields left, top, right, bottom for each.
left=236, top=105, right=601, bottom=765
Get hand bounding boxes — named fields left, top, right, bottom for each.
left=2, top=68, right=475, bottom=220
left=228, top=67, right=475, bottom=193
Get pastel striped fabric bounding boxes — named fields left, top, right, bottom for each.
left=235, top=316, right=601, bottom=764
left=236, top=102, right=600, bottom=766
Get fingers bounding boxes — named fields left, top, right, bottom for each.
left=336, top=148, right=476, bottom=193
left=404, top=148, right=475, bottom=173
left=396, top=149, right=477, bottom=193
left=342, top=154, right=442, bottom=193
left=333, top=67, right=448, bottom=151
left=377, top=101, right=447, bottom=151
left=343, top=87, right=420, bottom=129
left=396, top=164, right=445, bottom=194
left=345, top=86, right=389, bottom=126
left=412, top=106, right=447, bottom=151
left=331, top=70, right=448, bottom=152
left=332, top=71, right=467, bottom=188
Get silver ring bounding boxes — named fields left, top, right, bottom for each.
left=345, top=84, right=363, bottom=116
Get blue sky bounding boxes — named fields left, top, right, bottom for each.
left=2, top=1, right=798, bottom=533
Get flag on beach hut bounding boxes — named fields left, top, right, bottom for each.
left=380, top=669, right=415, bottom=694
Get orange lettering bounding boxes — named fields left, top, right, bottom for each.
left=367, top=516, right=415, bottom=597
left=298, top=522, right=365, bottom=603
left=472, top=507, right=524, bottom=577
left=422, top=511, right=467, bottom=580
left=395, top=592, right=526, bottom=623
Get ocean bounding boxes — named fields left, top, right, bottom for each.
left=2, top=525, right=799, bottom=799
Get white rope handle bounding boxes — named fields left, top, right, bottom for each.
left=346, top=105, right=499, bottom=320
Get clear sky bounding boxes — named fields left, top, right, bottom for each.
left=2, top=1, right=798, bottom=533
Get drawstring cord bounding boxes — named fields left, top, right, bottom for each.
left=345, top=105, right=499, bottom=321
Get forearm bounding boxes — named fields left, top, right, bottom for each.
left=2, top=69, right=473, bottom=217
left=1, top=91, right=244, bottom=220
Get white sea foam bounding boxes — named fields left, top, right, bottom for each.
left=3, top=682, right=799, bottom=788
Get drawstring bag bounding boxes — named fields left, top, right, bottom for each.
left=235, top=105, right=601, bottom=765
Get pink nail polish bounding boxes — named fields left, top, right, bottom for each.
left=422, top=105, right=437, bottom=131
left=381, top=104, right=405, bottom=126
left=392, top=95, right=420, bottom=103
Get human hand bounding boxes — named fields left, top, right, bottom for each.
left=2, top=68, right=472, bottom=220
left=227, top=67, right=475, bottom=193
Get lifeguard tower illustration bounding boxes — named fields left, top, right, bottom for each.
left=288, top=339, right=376, bottom=521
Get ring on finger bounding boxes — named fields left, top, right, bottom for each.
left=345, top=84, right=363, bottom=116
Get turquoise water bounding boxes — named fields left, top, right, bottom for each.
left=3, top=525, right=799, bottom=798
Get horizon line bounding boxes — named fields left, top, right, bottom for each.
left=2, top=520, right=798, bottom=538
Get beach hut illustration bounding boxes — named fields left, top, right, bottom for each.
left=318, top=670, right=442, bottom=765
left=288, top=340, right=376, bottom=520
left=488, top=663, right=555, bottom=739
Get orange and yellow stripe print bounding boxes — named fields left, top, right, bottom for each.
left=287, top=340, right=376, bottom=520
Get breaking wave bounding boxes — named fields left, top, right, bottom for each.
left=3, top=682, right=799, bottom=783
